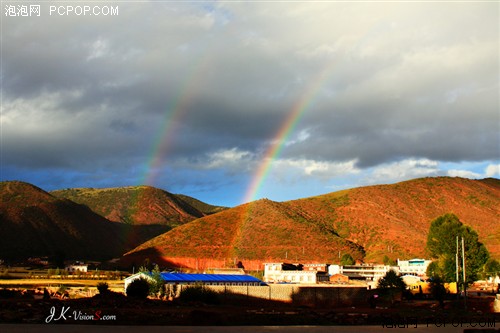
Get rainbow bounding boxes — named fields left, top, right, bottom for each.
left=140, top=58, right=208, bottom=187
left=240, top=13, right=390, bottom=205
left=121, top=58, right=209, bottom=247
left=241, top=60, right=339, bottom=204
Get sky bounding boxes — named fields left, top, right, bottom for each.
left=1, top=1, right=499, bottom=207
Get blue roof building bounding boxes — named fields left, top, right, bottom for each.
left=159, top=272, right=262, bottom=285
left=124, top=272, right=264, bottom=292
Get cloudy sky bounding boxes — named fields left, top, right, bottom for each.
left=1, top=1, right=499, bottom=207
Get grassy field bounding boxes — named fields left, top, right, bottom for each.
left=0, top=278, right=125, bottom=298
left=0, top=278, right=123, bottom=287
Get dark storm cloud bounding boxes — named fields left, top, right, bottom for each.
left=2, top=1, right=498, bottom=189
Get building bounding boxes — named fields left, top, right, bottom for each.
left=124, top=272, right=263, bottom=292
left=65, top=262, right=88, bottom=273
left=264, top=263, right=330, bottom=284
left=406, top=279, right=458, bottom=295
left=401, top=274, right=423, bottom=286
left=328, top=264, right=398, bottom=283
left=330, top=273, right=349, bottom=283
left=302, top=263, right=329, bottom=272
left=397, top=258, right=432, bottom=277
left=207, top=268, right=245, bottom=275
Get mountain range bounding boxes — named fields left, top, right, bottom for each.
left=123, top=177, right=499, bottom=270
left=1, top=177, right=498, bottom=268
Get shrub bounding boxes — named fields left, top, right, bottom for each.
left=340, top=253, right=355, bottom=265
left=126, top=278, right=150, bottom=299
left=0, top=288, right=17, bottom=299
left=97, top=282, right=109, bottom=294
left=178, top=284, right=219, bottom=304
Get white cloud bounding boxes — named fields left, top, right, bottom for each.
left=485, top=164, right=500, bottom=177
left=284, top=129, right=311, bottom=147
left=447, top=169, right=481, bottom=179
left=86, top=38, right=109, bottom=61
left=368, top=158, right=440, bottom=184
left=192, top=148, right=255, bottom=172
left=272, top=158, right=359, bottom=179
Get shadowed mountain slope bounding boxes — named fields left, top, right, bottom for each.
left=0, top=181, right=168, bottom=260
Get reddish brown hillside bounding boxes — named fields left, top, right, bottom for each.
left=289, top=177, right=500, bottom=261
left=124, top=198, right=366, bottom=270
left=124, top=177, right=499, bottom=268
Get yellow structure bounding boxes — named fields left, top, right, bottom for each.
left=407, top=281, right=457, bottom=295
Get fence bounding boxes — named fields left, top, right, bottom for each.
left=176, top=284, right=369, bottom=307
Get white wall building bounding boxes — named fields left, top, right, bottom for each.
left=328, top=264, right=398, bottom=283
left=264, top=263, right=329, bottom=284
left=65, top=263, right=88, bottom=273
left=397, top=259, right=432, bottom=277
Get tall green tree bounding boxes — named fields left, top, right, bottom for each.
left=426, top=213, right=489, bottom=283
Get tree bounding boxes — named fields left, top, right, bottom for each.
left=138, top=265, right=164, bottom=298
left=383, top=255, right=397, bottom=266
left=426, top=261, right=444, bottom=278
left=97, top=282, right=109, bottom=294
left=426, top=213, right=489, bottom=283
left=377, top=269, right=406, bottom=305
left=482, top=259, right=500, bottom=280
left=149, top=264, right=164, bottom=298
left=340, top=253, right=355, bottom=265
left=126, top=278, right=150, bottom=299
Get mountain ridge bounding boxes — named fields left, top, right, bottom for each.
left=1, top=177, right=498, bottom=267
left=123, top=177, right=499, bottom=269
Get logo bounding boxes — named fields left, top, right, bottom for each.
left=5, top=5, right=40, bottom=17
left=45, top=306, right=116, bottom=323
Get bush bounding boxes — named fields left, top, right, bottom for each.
left=97, top=282, right=109, bottom=294
left=178, top=284, right=219, bottom=304
left=126, top=278, right=150, bottom=299
left=57, top=285, right=68, bottom=294
left=0, top=288, right=17, bottom=299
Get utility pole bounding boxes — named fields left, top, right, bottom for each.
left=462, top=236, right=467, bottom=310
left=456, top=236, right=459, bottom=301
